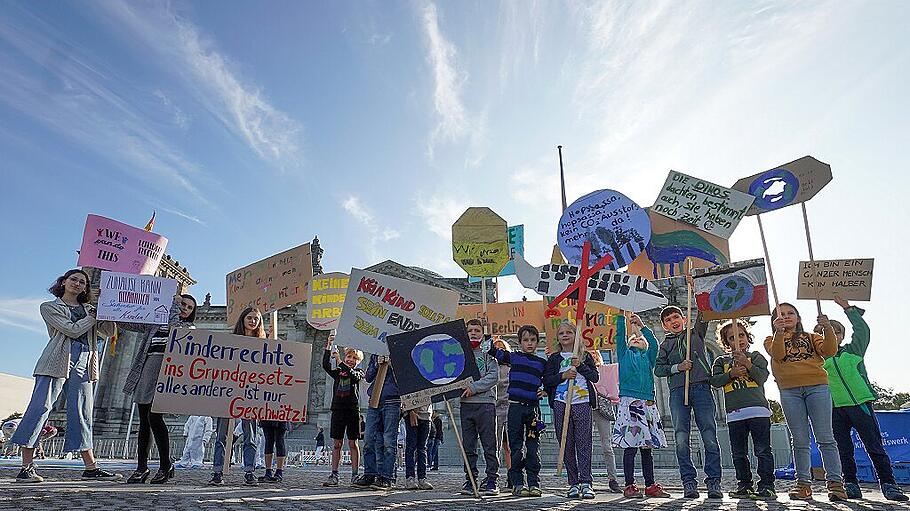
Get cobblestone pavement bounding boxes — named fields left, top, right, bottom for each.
left=2, top=461, right=910, bottom=511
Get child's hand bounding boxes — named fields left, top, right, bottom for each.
left=772, top=316, right=788, bottom=331
left=378, top=355, right=389, bottom=365
left=833, top=295, right=850, bottom=309
left=630, top=314, right=643, bottom=328
left=817, top=315, right=831, bottom=328
left=730, top=365, right=748, bottom=379
left=570, top=357, right=580, bottom=367
left=563, top=366, right=578, bottom=380
left=409, top=411, right=418, bottom=427
left=537, top=389, right=547, bottom=398
left=461, top=386, right=475, bottom=398
left=677, top=359, right=693, bottom=372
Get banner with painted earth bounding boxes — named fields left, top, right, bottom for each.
left=77, top=214, right=168, bottom=275
left=387, top=320, right=481, bottom=410
left=306, top=272, right=349, bottom=330
left=334, top=269, right=460, bottom=356
left=693, top=259, right=770, bottom=320
left=226, top=243, right=314, bottom=325
left=153, top=328, right=313, bottom=423
left=97, top=271, right=178, bottom=325
left=797, top=258, right=873, bottom=301
left=557, top=189, right=651, bottom=270
left=652, top=170, right=754, bottom=239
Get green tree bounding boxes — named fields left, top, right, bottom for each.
left=872, top=382, right=910, bottom=410
left=768, top=399, right=785, bottom=423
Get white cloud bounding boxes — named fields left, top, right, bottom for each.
left=0, top=298, right=46, bottom=334
left=341, top=196, right=401, bottom=262
left=413, top=192, right=466, bottom=239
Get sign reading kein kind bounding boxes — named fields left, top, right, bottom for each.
left=153, top=328, right=313, bottom=422
left=226, top=243, right=314, bottom=325
left=335, top=269, right=461, bottom=356
left=77, top=215, right=168, bottom=275
left=96, top=271, right=178, bottom=325
left=798, top=258, right=874, bottom=301
left=306, top=272, right=349, bottom=330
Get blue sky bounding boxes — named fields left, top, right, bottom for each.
left=1, top=1, right=908, bottom=399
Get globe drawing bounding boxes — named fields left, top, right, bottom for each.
left=411, top=333, right=465, bottom=385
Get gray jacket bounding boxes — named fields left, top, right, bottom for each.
left=34, top=298, right=115, bottom=382
left=461, top=347, right=499, bottom=405
left=122, top=294, right=193, bottom=395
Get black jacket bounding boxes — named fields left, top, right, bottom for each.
left=542, top=351, right=599, bottom=409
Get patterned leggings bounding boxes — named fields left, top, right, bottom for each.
left=552, top=401, right=593, bottom=485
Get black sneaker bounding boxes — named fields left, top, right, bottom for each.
left=481, top=478, right=500, bottom=496
left=244, top=472, right=258, bottom=486
left=609, top=478, right=622, bottom=493
left=460, top=480, right=475, bottom=495
left=352, top=474, right=375, bottom=489
left=729, top=483, right=755, bottom=499
left=883, top=483, right=909, bottom=502
left=208, top=473, right=224, bottom=486
left=755, top=487, right=777, bottom=500
left=15, top=465, right=43, bottom=484
left=683, top=480, right=699, bottom=498
left=370, top=477, right=391, bottom=491
left=82, top=468, right=122, bottom=481
left=706, top=479, right=723, bottom=499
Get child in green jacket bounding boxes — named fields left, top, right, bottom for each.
left=819, top=296, right=908, bottom=502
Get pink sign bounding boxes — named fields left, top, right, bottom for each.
left=77, top=215, right=168, bottom=275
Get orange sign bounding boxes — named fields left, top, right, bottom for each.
left=543, top=298, right=621, bottom=354
left=456, top=300, right=545, bottom=337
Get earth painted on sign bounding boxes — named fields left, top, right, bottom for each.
left=709, top=275, right=754, bottom=313
left=748, top=168, right=800, bottom=212
left=411, top=333, right=465, bottom=385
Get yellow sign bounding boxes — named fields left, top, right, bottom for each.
left=306, top=272, right=349, bottom=330
left=452, top=207, right=510, bottom=278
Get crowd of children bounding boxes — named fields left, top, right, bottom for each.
left=9, top=268, right=909, bottom=502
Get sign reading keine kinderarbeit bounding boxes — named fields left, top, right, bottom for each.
left=153, top=328, right=313, bottom=423
left=226, top=243, right=314, bottom=325
left=797, top=258, right=874, bottom=301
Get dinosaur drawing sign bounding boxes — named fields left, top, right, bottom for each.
left=652, top=170, right=754, bottom=239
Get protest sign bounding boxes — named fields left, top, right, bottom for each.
left=468, top=225, right=524, bottom=282
left=452, top=207, right=510, bottom=278
left=97, top=271, right=178, bottom=324
left=732, top=156, right=833, bottom=215
left=152, top=328, right=313, bottom=422
left=628, top=210, right=730, bottom=280
left=456, top=300, right=545, bottom=337
left=557, top=189, right=650, bottom=269
left=387, top=320, right=481, bottom=410
left=652, top=170, right=754, bottom=239
left=306, top=272, right=349, bottom=330
left=693, top=259, right=770, bottom=320
left=335, top=269, right=461, bottom=356
left=226, top=243, right=314, bottom=325
left=543, top=298, right=621, bottom=353
left=77, top=215, right=168, bottom=275
left=797, top=258, right=874, bottom=301
left=515, top=253, right=667, bottom=313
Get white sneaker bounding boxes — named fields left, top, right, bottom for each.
left=405, top=476, right=418, bottom=490
left=418, top=478, right=434, bottom=490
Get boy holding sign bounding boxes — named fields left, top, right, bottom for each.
left=321, top=333, right=365, bottom=487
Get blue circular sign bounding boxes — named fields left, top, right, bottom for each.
left=411, top=333, right=465, bottom=385
left=748, top=168, right=799, bottom=212
left=557, top=189, right=651, bottom=268
left=709, top=275, right=754, bottom=313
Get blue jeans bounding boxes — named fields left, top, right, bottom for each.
left=363, top=402, right=400, bottom=480
left=212, top=418, right=257, bottom=473
left=427, top=438, right=440, bottom=469
left=780, top=384, right=842, bottom=483
left=669, top=383, right=722, bottom=483
left=405, top=419, right=430, bottom=479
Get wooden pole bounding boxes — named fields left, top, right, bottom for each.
left=271, top=310, right=279, bottom=340
left=445, top=399, right=480, bottom=498
left=222, top=418, right=235, bottom=475
left=558, top=145, right=567, bottom=212
left=369, top=363, right=388, bottom=409
left=756, top=215, right=782, bottom=317
left=800, top=203, right=823, bottom=316
left=684, top=259, right=693, bottom=406
left=731, top=317, right=742, bottom=355
left=481, top=277, right=489, bottom=336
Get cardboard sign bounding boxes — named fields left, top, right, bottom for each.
left=628, top=210, right=730, bottom=280
left=652, top=170, right=754, bottom=239
left=334, top=269, right=461, bottom=356
left=797, top=258, right=874, bottom=301
left=693, top=259, right=770, bottom=320
left=226, top=243, right=314, bottom=325
left=558, top=189, right=650, bottom=269
left=306, top=272, right=349, bottom=331
left=456, top=300, right=545, bottom=337
left=97, top=271, right=178, bottom=324
left=543, top=298, right=621, bottom=353
left=452, top=207, right=510, bottom=278
left=514, top=253, right=667, bottom=312
left=77, top=215, right=168, bottom=275
left=387, top=320, right=481, bottom=410
left=732, top=156, right=833, bottom=215
left=152, top=328, right=313, bottom=422
left=468, top=225, right=524, bottom=282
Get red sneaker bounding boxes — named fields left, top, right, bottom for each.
left=624, top=484, right=643, bottom=498
left=645, top=484, right=671, bottom=498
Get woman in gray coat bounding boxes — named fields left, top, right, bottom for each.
left=121, top=293, right=196, bottom=484
left=11, top=269, right=119, bottom=483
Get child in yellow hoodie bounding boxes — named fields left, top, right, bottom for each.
left=764, top=302, right=844, bottom=501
